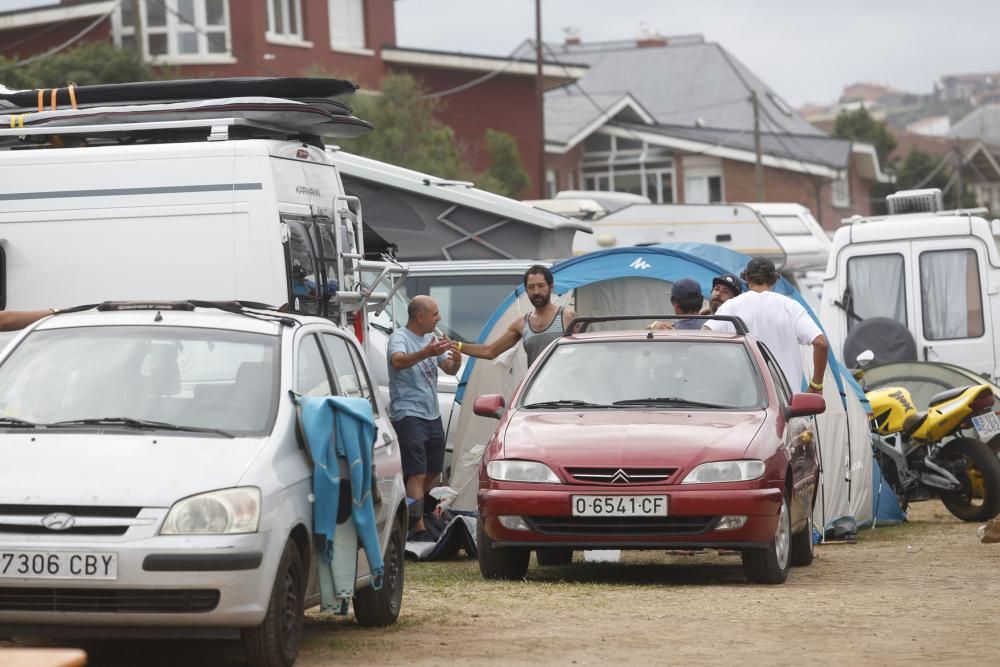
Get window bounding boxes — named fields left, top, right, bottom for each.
left=685, top=171, right=724, bottom=204
left=581, top=134, right=675, bottom=203
left=845, top=254, right=906, bottom=332
left=759, top=343, right=792, bottom=404
left=321, top=334, right=378, bottom=415
left=409, top=274, right=523, bottom=343
left=329, top=0, right=366, bottom=50
left=296, top=335, right=331, bottom=397
left=546, top=170, right=557, bottom=198
left=285, top=219, right=322, bottom=316
left=919, top=249, right=985, bottom=340
left=267, top=0, right=304, bottom=41
left=832, top=173, right=850, bottom=208
left=763, top=214, right=811, bottom=236
left=118, top=0, right=230, bottom=60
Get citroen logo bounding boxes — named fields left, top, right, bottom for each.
left=41, top=513, right=76, bottom=531
left=610, top=469, right=631, bottom=484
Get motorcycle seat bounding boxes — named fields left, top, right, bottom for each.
left=928, top=386, right=972, bottom=407
left=903, top=410, right=928, bottom=436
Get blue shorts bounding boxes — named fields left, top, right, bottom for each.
left=392, top=416, right=445, bottom=478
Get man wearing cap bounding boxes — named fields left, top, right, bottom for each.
left=705, top=257, right=828, bottom=394
left=670, top=279, right=706, bottom=329
left=701, top=272, right=742, bottom=315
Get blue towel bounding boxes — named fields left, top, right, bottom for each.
left=298, top=395, right=384, bottom=596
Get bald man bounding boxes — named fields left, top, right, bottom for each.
left=387, top=295, right=461, bottom=539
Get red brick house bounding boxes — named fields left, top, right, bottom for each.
left=0, top=0, right=585, bottom=196
left=521, top=35, right=891, bottom=229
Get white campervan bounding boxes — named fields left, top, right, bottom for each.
left=820, top=188, right=1000, bottom=380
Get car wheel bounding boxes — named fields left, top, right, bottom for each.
left=790, top=514, right=815, bottom=567
left=477, top=518, right=529, bottom=580
left=242, top=539, right=305, bottom=667
left=535, top=547, right=573, bottom=566
left=742, top=493, right=791, bottom=584
left=353, top=513, right=405, bottom=627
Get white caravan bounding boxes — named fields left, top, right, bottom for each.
left=820, top=188, right=1000, bottom=380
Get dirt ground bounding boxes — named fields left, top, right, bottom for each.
left=5, top=503, right=1000, bottom=666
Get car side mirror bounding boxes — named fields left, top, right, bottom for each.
left=786, top=393, right=826, bottom=418
left=856, top=349, right=875, bottom=367
left=473, top=394, right=506, bottom=420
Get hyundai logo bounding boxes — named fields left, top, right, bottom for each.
left=610, top=469, right=631, bottom=484
left=41, top=513, right=76, bottom=531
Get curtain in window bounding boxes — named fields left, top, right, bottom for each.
left=920, top=250, right=980, bottom=340
left=846, top=255, right=905, bottom=331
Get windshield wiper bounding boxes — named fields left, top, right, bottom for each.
left=47, top=417, right=235, bottom=438
left=0, top=417, right=45, bottom=428
left=613, top=397, right=732, bottom=409
left=522, top=399, right=609, bottom=409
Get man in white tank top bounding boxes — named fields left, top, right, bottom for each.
left=454, top=265, right=575, bottom=368
left=705, top=257, right=829, bottom=394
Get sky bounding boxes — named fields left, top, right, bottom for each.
left=393, top=0, right=1000, bottom=106
left=5, top=0, right=1000, bottom=106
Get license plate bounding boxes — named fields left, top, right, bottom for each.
left=571, top=495, right=667, bottom=517
left=973, top=411, right=1000, bottom=440
left=0, top=550, right=118, bottom=580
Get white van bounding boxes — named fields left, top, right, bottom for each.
left=819, top=188, right=1000, bottom=380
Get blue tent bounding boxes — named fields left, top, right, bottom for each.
left=449, top=243, right=901, bottom=529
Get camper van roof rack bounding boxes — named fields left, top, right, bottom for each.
left=842, top=206, right=992, bottom=225
left=0, top=117, right=323, bottom=148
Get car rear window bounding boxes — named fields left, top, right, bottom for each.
left=520, top=340, right=765, bottom=410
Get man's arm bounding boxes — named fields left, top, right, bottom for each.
left=389, top=337, right=450, bottom=371
left=561, top=308, right=576, bottom=332
left=459, top=319, right=522, bottom=360
left=809, top=334, right=829, bottom=394
left=0, top=309, right=53, bottom=332
left=438, top=343, right=461, bottom=376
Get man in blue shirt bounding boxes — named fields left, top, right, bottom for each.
left=670, top=279, right=706, bottom=329
left=388, top=295, right=461, bottom=539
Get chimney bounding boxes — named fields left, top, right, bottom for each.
left=636, top=22, right=667, bottom=48
left=563, top=27, right=581, bottom=46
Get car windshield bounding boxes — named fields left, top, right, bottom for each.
left=0, top=326, right=280, bottom=435
left=521, top=340, right=765, bottom=410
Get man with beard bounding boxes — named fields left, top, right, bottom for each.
left=701, top=272, right=742, bottom=315
left=454, top=265, right=575, bottom=367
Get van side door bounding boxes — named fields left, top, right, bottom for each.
left=910, top=239, right=995, bottom=378
left=319, top=332, right=402, bottom=567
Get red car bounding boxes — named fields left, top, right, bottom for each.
left=473, top=315, right=825, bottom=585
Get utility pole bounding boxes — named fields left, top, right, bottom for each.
left=751, top=90, right=764, bottom=201
left=131, top=0, right=145, bottom=59
left=535, top=0, right=546, bottom=198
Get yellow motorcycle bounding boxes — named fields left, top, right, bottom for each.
left=854, top=351, right=1000, bottom=521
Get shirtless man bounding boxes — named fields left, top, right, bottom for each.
left=455, top=265, right=575, bottom=367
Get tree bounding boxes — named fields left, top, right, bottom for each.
left=337, top=73, right=531, bottom=197
left=477, top=129, right=530, bottom=199
left=894, top=149, right=976, bottom=208
left=832, top=107, right=898, bottom=167
left=0, top=41, right=155, bottom=90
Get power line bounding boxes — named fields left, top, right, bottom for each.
left=420, top=56, right=519, bottom=99
left=0, top=1, right=123, bottom=73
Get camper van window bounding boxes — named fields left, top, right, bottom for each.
left=285, top=219, right=322, bottom=316
left=314, top=220, right=339, bottom=304
left=919, top=249, right=985, bottom=340
left=846, top=254, right=906, bottom=332
left=410, top=275, right=522, bottom=343
left=762, top=215, right=811, bottom=236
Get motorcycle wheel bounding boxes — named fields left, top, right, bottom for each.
left=938, top=437, right=1000, bottom=522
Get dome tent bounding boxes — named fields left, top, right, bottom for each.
left=448, top=243, right=902, bottom=533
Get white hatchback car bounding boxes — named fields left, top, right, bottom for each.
left=0, top=302, right=406, bottom=667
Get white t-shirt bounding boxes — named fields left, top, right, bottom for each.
left=706, top=290, right=823, bottom=391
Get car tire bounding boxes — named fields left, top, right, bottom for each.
left=477, top=518, right=529, bottom=580
left=353, top=513, right=405, bottom=627
left=742, top=493, right=791, bottom=585
left=242, top=539, right=305, bottom=667
left=535, top=547, right=573, bottom=566
left=789, top=514, right=815, bottom=567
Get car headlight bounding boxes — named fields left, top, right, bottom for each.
left=487, top=460, right=560, bottom=483
left=681, top=460, right=765, bottom=484
left=161, top=487, right=261, bottom=535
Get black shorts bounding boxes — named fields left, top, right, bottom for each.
left=392, top=415, right=445, bottom=478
